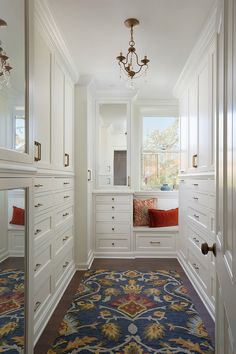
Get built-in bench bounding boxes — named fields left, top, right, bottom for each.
left=133, top=191, right=179, bottom=257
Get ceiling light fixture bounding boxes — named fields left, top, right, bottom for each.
left=0, top=19, right=12, bottom=89
left=116, top=18, right=150, bottom=81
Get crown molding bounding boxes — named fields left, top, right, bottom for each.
left=35, top=0, right=79, bottom=82
left=173, top=4, right=217, bottom=98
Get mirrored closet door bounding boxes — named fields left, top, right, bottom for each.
left=0, top=0, right=33, bottom=164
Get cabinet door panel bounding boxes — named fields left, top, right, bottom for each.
left=52, top=60, right=64, bottom=170
left=198, top=60, right=209, bottom=171
left=64, top=77, right=74, bottom=171
left=34, top=28, right=52, bottom=168
left=188, top=80, right=198, bottom=171
left=180, top=92, right=188, bottom=174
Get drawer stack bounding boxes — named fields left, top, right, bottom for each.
left=179, top=178, right=215, bottom=317
left=33, top=176, right=75, bottom=341
left=94, top=194, right=132, bottom=255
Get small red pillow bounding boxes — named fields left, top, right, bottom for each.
left=148, top=208, right=178, bottom=228
left=10, top=206, right=25, bottom=226
left=133, top=198, right=156, bottom=226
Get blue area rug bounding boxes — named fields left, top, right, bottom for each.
left=0, top=269, right=24, bottom=353
left=48, top=269, right=214, bottom=353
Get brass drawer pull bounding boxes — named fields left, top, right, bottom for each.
left=35, top=184, right=43, bottom=188
left=64, top=153, right=70, bottom=167
left=112, top=197, right=115, bottom=201
left=112, top=216, right=115, bottom=220
left=193, top=183, right=199, bottom=186
left=64, top=195, right=70, bottom=199
left=34, top=141, right=42, bottom=162
left=63, top=213, right=69, bottom=217
left=194, top=214, right=199, bottom=219
left=150, top=241, right=161, bottom=244
left=34, top=263, right=41, bottom=272
left=112, top=242, right=115, bottom=246
left=34, top=229, right=42, bottom=235
left=63, top=236, right=69, bottom=242
left=63, top=261, right=69, bottom=269
left=34, top=301, right=41, bottom=312
left=112, top=227, right=115, bottom=231
left=193, top=197, right=199, bottom=200
left=112, top=206, right=115, bottom=209
left=63, top=182, right=70, bottom=185
left=35, top=203, right=43, bottom=208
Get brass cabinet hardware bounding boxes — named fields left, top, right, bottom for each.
left=63, top=182, right=70, bottom=185
left=64, top=195, right=70, bottom=199
left=63, top=261, right=69, bottom=269
left=112, top=242, right=115, bottom=246
left=34, top=141, right=41, bottom=162
left=193, top=196, right=199, bottom=200
left=34, top=301, right=41, bottom=312
left=112, top=227, right=115, bottom=231
left=201, top=242, right=216, bottom=257
left=62, top=236, right=69, bottom=242
left=193, top=183, right=199, bottom=186
left=150, top=241, right=161, bottom=244
left=128, top=176, right=131, bottom=187
left=112, top=216, right=115, bottom=220
left=112, top=197, right=115, bottom=201
left=34, top=263, right=41, bottom=272
left=64, top=153, right=70, bottom=167
left=34, top=184, right=43, bottom=188
left=112, top=206, right=115, bottom=209
left=192, top=154, right=198, bottom=168
left=194, top=214, right=200, bottom=219
left=88, top=169, right=92, bottom=181
left=63, top=212, right=69, bottom=217
left=34, top=229, right=41, bottom=235
left=34, top=203, right=43, bottom=208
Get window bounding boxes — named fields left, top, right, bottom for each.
left=14, top=113, right=25, bottom=152
left=141, top=116, right=179, bottom=190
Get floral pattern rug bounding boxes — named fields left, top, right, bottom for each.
left=48, top=270, right=214, bottom=354
left=0, top=269, right=24, bottom=353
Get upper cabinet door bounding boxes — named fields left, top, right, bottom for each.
left=64, top=76, right=74, bottom=171
left=0, top=0, right=33, bottom=166
left=52, top=58, right=65, bottom=170
left=188, top=79, right=198, bottom=172
left=34, top=26, right=52, bottom=168
left=179, top=91, right=188, bottom=174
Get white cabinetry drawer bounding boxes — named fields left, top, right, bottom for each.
left=34, top=213, right=53, bottom=244
left=55, top=178, right=74, bottom=190
left=34, top=177, right=53, bottom=194
left=96, top=204, right=131, bottom=212
left=136, top=234, right=176, bottom=252
left=188, top=249, right=208, bottom=291
left=96, top=236, right=130, bottom=251
left=188, top=226, right=205, bottom=251
left=34, top=273, right=53, bottom=319
left=55, top=189, right=74, bottom=206
left=189, top=191, right=209, bottom=208
left=96, top=212, right=130, bottom=222
left=34, top=242, right=52, bottom=276
left=96, top=222, right=130, bottom=234
left=95, top=195, right=131, bottom=204
left=187, top=206, right=208, bottom=230
left=55, top=247, right=73, bottom=288
left=34, top=194, right=54, bottom=214
left=55, top=205, right=73, bottom=230
left=55, top=225, right=73, bottom=256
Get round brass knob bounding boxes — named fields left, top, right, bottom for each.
left=201, top=242, right=216, bottom=257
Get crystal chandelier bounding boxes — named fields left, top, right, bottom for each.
left=116, top=18, right=150, bottom=80
left=0, top=19, right=12, bottom=89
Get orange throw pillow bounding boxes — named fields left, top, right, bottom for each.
left=148, top=208, right=178, bottom=228
left=10, top=206, right=25, bottom=226
left=133, top=198, right=156, bottom=226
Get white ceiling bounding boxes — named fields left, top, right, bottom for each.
left=46, top=0, right=215, bottom=99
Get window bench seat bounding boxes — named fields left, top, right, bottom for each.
left=133, top=225, right=178, bottom=257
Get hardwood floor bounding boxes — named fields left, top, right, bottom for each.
left=0, top=257, right=25, bottom=271
left=34, top=258, right=215, bottom=354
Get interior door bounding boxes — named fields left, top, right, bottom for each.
left=215, top=0, right=236, bottom=352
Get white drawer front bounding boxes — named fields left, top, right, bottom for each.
left=96, top=236, right=130, bottom=251
left=136, top=234, right=176, bottom=252
left=55, top=178, right=74, bottom=190
left=34, top=193, right=54, bottom=214
left=96, top=212, right=131, bottom=222
left=187, top=206, right=208, bottom=230
left=34, top=273, right=52, bottom=319
left=55, top=247, right=73, bottom=288
left=188, top=249, right=209, bottom=291
left=189, top=191, right=209, bottom=209
left=55, top=189, right=74, bottom=206
left=34, top=242, right=52, bottom=276
left=34, top=177, right=53, bottom=194
left=96, top=222, right=130, bottom=234
left=188, top=226, right=205, bottom=252
left=55, top=205, right=74, bottom=229
left=96, top=195, right=131, bottom=204
left=96, top=203, right=131, bottom=212
left=208, top=195, right=215, bottom=210
left=55, top=226, right=73, bottom=256
left=186, top=179, right=210, bottom=192
left=34, top=213, right=53, bottom=244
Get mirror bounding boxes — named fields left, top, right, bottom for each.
left=0, top=0, right=26, bottom=153
left=0, top=188, right=26, bottom=352
left=98, top=103, right=128, bottom=187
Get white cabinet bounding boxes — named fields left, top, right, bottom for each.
left=64, top=77, right=74, bottom=171
left=34, top=27, right=52, bottom=168
left=52, top=58, right=65, bottom=170
left=179, top=92, right=188, bottom=174
left=188, top=79, right=198, bottom=172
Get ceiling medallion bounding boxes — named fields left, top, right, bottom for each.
left=116, top=18, right=150, bottom=81
left=0, top=19, right=13, bottom=89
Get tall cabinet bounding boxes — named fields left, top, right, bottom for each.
left=175, top=18, right=217, bottom=319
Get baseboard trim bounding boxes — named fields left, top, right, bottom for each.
left=0, top=250, right=9, bottom=263
left=94, top=252, right=135, bottom=259
left=34, top=263, right=76, bottom=346
left=177, top=252, right=215, bottom=321
left=76, top=250, right=95, bottom=270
